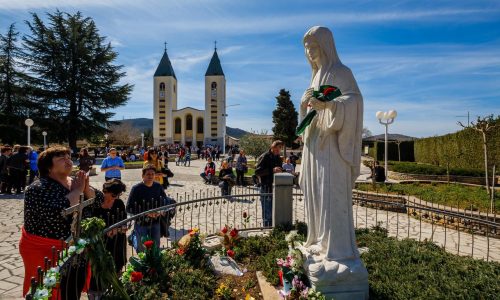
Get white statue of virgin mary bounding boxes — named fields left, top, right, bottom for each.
left=298, top=26, right=368, bottom=294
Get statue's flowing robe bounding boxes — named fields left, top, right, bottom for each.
left=299, top=26, right=363, bottom=261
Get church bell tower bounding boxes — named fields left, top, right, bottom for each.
left=153, top=43, right=177, bottom=145
left=204, top=43, right=226, bottom=146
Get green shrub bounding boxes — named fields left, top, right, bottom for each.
left=356, top=228, right=500, bottom=299
left=388, top=161, right=485, bottom=177
left=414, top=120, right=500, bottom=170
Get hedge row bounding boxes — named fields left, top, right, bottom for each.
left=388, top=161, right=485, bottom=177
left=414, top=119, right=500, bottom=170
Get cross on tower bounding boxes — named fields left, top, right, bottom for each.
left=214, top=40, right=217, bottom=51
left=164, top=41, right=167, bottom=52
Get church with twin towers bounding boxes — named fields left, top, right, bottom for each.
left=153, top=43, right=226, bottom=147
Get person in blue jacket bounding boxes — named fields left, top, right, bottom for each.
left=100, top=148, right=125, bottom=181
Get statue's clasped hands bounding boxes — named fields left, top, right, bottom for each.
left=301, top=87, right=326, bottom=110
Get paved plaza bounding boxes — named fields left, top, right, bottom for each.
left=0, top=158, right=498, bottom=299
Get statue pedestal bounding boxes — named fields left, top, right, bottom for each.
left=299, top=246, right=369, bottom=300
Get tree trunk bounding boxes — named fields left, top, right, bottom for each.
left=483, top=132, right=490, bottom=196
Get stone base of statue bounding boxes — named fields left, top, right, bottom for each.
left=299, top=245, right=369, bottom=300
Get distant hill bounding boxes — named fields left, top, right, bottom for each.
left=118, top=118, right=250, bottom=139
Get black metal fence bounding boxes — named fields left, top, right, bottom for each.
left=25, top=185, right=500, bottom=299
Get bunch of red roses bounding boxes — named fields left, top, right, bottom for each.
left=130, top=271, right=143, bottom=283
left=218, top=225, right=240, bottom=258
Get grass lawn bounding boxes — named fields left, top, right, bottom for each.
left=355, top=182, right=500, bottom=212
left=236, top=225, right=500, bottom=299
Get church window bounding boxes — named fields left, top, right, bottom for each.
left=160, top=116, right=165, bottom=119
left=175, top=118, right=181, bottom=133
left=159, top=82, right=165, bottom=98
left=186, top=114, right=193, bottom=130
left=211, top=116, right=217, bottom=119
left=160, top=133, right=166, bottom=137
left=197, top=118, right=204, bottom=133
left=211, top=82, right=217, bottom=98
left=160, top=99, right=165, bottom=103
left=160, top=111, right=165, bottom=114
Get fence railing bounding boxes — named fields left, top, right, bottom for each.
left=25, top=173, right=500, bottom=299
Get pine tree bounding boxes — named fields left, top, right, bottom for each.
left=22, top=11, right=133, bottom=150
left=272, top=89, right=298, bottom=156
left=0, top=23, right=29, bottom=144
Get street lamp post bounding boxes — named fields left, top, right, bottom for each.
left=376, top=110, right=397, bottom=180
left=222, top=104, right=241, bottom=156
left=42, top=131, right=47, bottom=149
left=25, top=118, right=34, bottom=146
left=141, top=133, right=145, bottom=148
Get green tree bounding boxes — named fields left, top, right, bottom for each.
left=458, top=115, right=499, bottom=200
left=22, top=11, right=133, bottom=150
left=0, top=23, right=29, bottom=144
left=239, top=130, right=271, bottom=160
left=272, top=89, right=298, bottom=156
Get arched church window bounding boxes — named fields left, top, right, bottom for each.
left=159, top=82, right=165, bottom=98
left=197, top=118, right=204, bottom=133
left=186, top=115, right=193, bottom=130
left=211, top=82, right=217, bottom=98
left=175, top=118, right=181, bottom=134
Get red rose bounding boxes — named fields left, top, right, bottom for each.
left=149, top=268, right=156, bottom=275
left=323, top=87, right=336, bottom=96
left=230, top=228, right=238, bottom=238
left=227, top=249, right=235, bottom=258
left=242, top=212, right=248, bottom=218
left=176, top=248, right=185, bottom=255
left=221, top=226, right=228, bottom=234
left=130, top=271, right=143, bottom=282
left=143, top=240, right=154, bottom=249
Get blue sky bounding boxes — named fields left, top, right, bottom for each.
left=1, top=0, right=499, bottom=137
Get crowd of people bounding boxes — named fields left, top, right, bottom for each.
left=0, top=145, right=42, bottom=195
left=1, top=140, right=303, bottom=299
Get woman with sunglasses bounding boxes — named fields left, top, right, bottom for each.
left=143, top=149, right=165, bottom=186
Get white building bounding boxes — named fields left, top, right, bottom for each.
left=153, top=45, right=226, bottom=147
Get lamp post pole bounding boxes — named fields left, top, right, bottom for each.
left=222, top=104, right=241, bottom=156
left=42, top=131, right=47, bottom=149
left=25, top=118, right=34, bottom=146
left=376, top=110, right=397, bottom=180
left=141, top=133, right=145, bottom=148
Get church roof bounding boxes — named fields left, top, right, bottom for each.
left=205, top=50, right=224, bottom=76
left=154, top=50, right=176, bottom=79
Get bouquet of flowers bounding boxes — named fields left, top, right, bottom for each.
left=218, top=225, right=241, bottom=258
left=296, top=85, right=342, bottom=135
left=176, top=227, right=207, bottom=267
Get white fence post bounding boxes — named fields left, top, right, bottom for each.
left=273, top=173, right=294, bottom=227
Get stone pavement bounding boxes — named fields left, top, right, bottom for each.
left=1, top=158, right=498, bottom=299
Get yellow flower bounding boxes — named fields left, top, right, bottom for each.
left=245, top=294, right=255, bottom=300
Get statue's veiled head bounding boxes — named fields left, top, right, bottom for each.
left=303, top=26, right=341, bottom=71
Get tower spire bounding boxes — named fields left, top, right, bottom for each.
left=164, top=41, right=167, bottom=52
left=214, top=40, right=217, bottom=51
